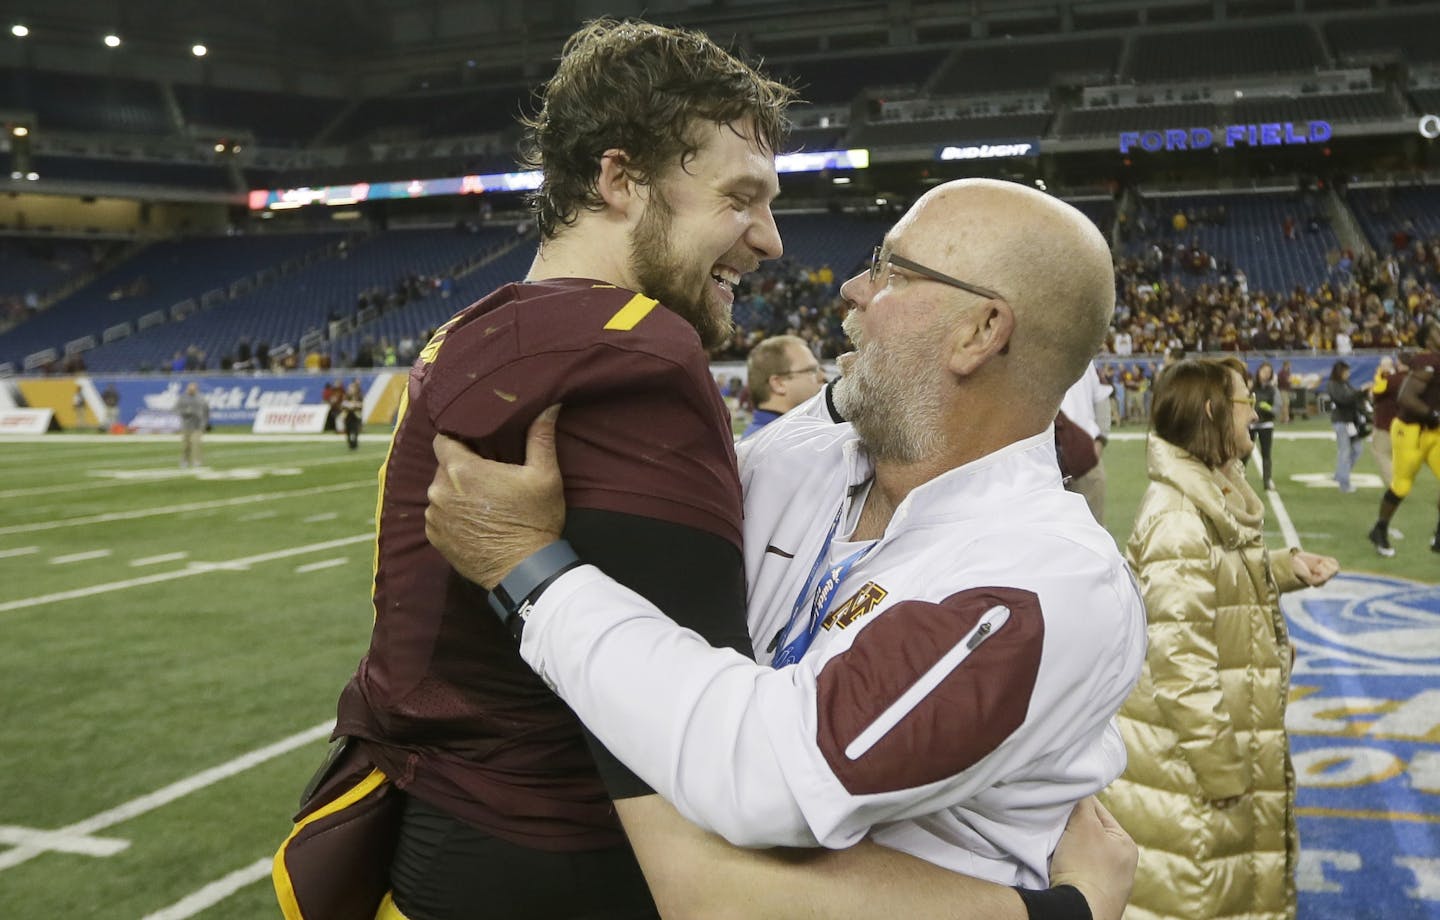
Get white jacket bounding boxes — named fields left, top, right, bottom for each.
left=520, top=393, right=1147, bottom=886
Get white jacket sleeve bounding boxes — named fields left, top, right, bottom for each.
left=518, top=558, right=1120, bottom=850
left=520, top=564, right=819, bottom=847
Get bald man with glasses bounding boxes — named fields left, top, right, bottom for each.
left=742, top=334, right=827, bottom=438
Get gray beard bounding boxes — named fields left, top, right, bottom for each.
left=833, top=313, right=945, bottom=464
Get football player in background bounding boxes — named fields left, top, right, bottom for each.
left=1369, top=322, right=1440, bottom=556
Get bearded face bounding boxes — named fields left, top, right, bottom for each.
left=832, top=309, right=947, bottom=464
left=627, top=185, right=736, bottom=351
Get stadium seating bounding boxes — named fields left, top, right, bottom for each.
left=1062, top=102, right=1220, bottom=138
left=78, top=227, right=518, bottom=372
left=1348, top=186, right=1440, bottom=250
left=850, top=113, right=1052, bottom=148
left=329, top=87, right=531, bottom=143
left=31, top=156, right=232, bottom=190
left=172, top=84, right=341, bottom=147
left=325, top=244, right=536, bottom=365
left=0, top=233, right=339, bottom=367
left=1411, top=88, right=1440, bottom=116
left=929, top=37, right=1122, bottom=95
left=784, top=124, right=849, bottom=153
left=1232, top=91, right=1404, bottom=124
left=0, top=67, right=171, bottom=135
left=1129, top=192, right=1340, bottom=294
left=0, top=238, right=99, bottom=296
left=775, top=50, right=951, bottom=105
left=1325, top=11, right=1440, bottom=65
left=1127, top=24, right=1327, bottom=82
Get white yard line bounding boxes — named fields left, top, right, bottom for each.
left=237, top=511, right=278, bottom=522
left=302, top=512, right=338, bottom=523
left=1267, top=488, right=1302, bottom=548
left=0, top=452, right=380, bottom=501
left=0, top=721, right=333, bottom=872
left=130, top=552, right=189, bottom=567
left=0, top=826, right=129, bottom=857
left=140, top=858, right=274, bottom=920
left=0, top=481, right=372, bottom=536
left=294, top=557, right=348, bottom=574
left=0, top=546, right=38, bottom=559
left=49, top=549, right=113, bottom=565
left=0, top=434, right=386, bottom=444
left=0, top=534, right=372, bottom=614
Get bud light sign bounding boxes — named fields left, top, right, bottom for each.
left=1119, top=120, right=1332, bottom=154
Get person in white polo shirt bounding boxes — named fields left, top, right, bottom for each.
left=427, top=179, right=1147, bottom=916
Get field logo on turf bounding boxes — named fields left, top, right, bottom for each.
left=1282, top=572, right=1440, bottom=676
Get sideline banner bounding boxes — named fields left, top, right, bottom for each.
left=253, top=405, right=330, bottom=434
left=74, top=374, right=384, bottom=428
left=0, top=408, right=53, bottom=434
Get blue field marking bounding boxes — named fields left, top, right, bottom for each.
left=1283, top=574, right=1440, bottom=919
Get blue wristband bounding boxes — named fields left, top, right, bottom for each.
left=487, top=540, right=582, bottom=636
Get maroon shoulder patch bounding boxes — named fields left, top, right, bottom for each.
left=814, top=586, right=1044, bottom=796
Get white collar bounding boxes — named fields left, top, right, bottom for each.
left=837, top=428, right=1063, bottom=533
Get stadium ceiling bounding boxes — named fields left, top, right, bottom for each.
left=10, top=0, right=1440, bottom=72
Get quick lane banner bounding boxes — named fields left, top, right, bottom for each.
left=17, top=374, right=405, bottom=429
left=1282, top=573, right=1440, bottom=917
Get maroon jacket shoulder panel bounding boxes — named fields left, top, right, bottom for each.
left=814, top=586, right=1045, bottom=797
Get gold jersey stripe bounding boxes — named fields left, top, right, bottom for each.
left=603, top=294, right=659, bottom=331
left=272, top=767, right=391, bottom=919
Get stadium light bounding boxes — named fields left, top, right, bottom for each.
left=13, top=125, right=28, bottom=137
left=10, top=24, right=27, bottom=37
left=104, top=34, right=121, bottom=47
left=214, top=142, right=225, bottom=153
left=26, top=171, right=38, bottom=180
left=191, top=43, right=207, bottom=57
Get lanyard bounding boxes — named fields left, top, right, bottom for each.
left=770, top=502, right=878, bottom=668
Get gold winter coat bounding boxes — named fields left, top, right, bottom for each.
left=1100, top=437, right=1305, bottom=920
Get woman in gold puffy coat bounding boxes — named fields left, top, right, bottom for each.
left=1100, top=358, right=1338, bottom=920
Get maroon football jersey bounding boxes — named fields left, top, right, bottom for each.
left=335, top=279, right=743, bottom=850
left=1374, top=371, right=1404, bottom=430
left=1398, top=352, right=1440, bottom=424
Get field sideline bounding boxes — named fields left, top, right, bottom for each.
left=1, top=422, right=1435, bottom=918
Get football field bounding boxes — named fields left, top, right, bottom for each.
left=0, top=423, right=1436, bottom=918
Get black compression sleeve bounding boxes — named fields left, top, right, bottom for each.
left=562, top=508, right=752, bottom=799
left=1015, top=885, right=1093, bottom=920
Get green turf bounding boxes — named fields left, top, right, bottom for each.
left=0, top=423, right=1434, bottom=918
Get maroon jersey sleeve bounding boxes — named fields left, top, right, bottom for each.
left=1398, top=354, right=1440, bottom=424
left=336, top=280, right=746, bottom=847
left=422, top=281, right=742, bottom=550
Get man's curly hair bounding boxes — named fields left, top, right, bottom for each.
left=519, top=19, right=796, bottom=239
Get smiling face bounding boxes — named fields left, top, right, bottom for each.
left=628, top=119, right=781, bottom=349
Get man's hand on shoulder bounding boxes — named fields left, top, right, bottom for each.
left=1048, top=796, right=1136, bottom=920
left=426, top=405, right=566, bottom=590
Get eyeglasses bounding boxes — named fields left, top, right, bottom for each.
left=869, top=245, right=1002, bottom=300
left=1232, top=395, right=1257, bottom=407
left=776, top=363, right=823, bottom=379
